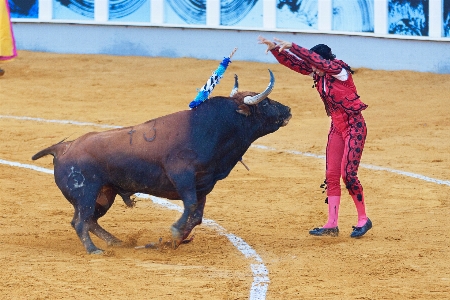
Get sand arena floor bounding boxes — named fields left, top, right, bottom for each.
left=0, top=51, right=449, bottom=299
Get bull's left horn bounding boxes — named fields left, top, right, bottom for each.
left=230, top=74, right=239, bottom=97
left=243, top=69, right=275, bottom=105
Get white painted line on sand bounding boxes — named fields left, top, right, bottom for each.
left=0, top=115, right=122, bottom=129
left=250, top=145, right=450, bottom=187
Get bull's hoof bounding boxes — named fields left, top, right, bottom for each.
left=170, top=226, right=182, bottom=243
left=170, top=226, right=195, bottom=249
left=170, top=227, right=186, bottom=249
left=89, top=249, right=105, bottom=255
left=170, top=236, right=195, bottom=249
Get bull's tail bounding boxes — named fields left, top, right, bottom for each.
left=32, top=139, right=70, bottom=161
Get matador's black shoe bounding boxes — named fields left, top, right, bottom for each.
left=0, top=69, right=5, bottom=77
left=309, top=226, right=339, bottom=237
left=350, top=218, right=372, bottom=238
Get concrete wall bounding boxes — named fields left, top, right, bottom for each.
left=13, top=22, right=450, bottom=74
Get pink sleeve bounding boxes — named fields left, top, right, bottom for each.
left=289, top=43, right=342, bottom=75
left=270, top=46, right=313, bottom=76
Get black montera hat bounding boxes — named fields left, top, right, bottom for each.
left=310, top=44, right=336, bottom=60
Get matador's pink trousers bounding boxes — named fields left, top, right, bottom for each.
left=326, top=111, right=367, bottom=227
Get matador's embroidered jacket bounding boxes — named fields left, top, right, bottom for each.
left=270, top=43, right=367, bottom=116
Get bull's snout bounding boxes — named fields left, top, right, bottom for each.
left=281, top=114, right=292, bottom=126
left=282, top=114, right=292, bottom=126
left=280, top=106, right=292, bottom=127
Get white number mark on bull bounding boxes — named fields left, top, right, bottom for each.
left=67, top=166, right=85, bottom=189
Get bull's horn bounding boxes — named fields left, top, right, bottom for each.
left=230, top=74, right=239, bottom=97
left=243, top=69, right=275, bottom=105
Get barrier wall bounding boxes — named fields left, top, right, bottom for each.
left=9, top=0, right=450, bottom=73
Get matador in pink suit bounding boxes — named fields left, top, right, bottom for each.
left=258, top=36, right=372, bottom=238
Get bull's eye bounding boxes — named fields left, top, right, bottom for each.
left=262, top=101, right=269, bottom=107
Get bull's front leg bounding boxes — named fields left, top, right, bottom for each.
left=171, top=196, right=206, bottom=248
left=171, top=186, right=198, bottom=248
left=182, top=195, right=206, bottom=237
left=171, top=194, right=206, bottom=248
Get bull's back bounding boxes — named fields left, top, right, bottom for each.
left=66, top=111, right=192, bottom=161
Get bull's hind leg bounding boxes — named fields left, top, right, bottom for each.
left=71, top=202, right=104, bottom=254
left=57, top=165, right=109, bottom=254
left=67, top=187, right=106, bottom=254
left=88, top=186, right=123, bottom=246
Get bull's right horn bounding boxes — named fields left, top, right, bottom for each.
left=243, top=69, right=275, bottom=105
left=230, top=74, right=239, bottom=97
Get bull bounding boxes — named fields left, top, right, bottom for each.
left=32, top=70, right=291, bottom=254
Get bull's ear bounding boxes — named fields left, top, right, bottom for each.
left=236, top=104, right=251, bottom=116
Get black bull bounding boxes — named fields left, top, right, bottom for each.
left=32, top=70, right=291, bottom=254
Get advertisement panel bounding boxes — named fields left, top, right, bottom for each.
left=8, top=0, right=450, bottom=39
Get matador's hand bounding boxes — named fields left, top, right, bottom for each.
left=273, top=38, right=292, bottom=52
left=258, top=35, right=277, bottom=54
